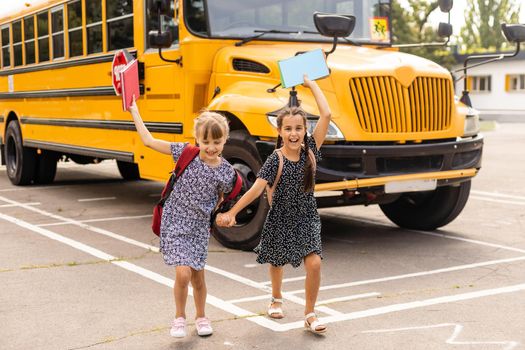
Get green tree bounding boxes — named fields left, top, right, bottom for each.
left=391, top=0, right=455, bottom=68
left=459, top=0, right=521, bottom=53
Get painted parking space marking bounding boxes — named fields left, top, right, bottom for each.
left=37, top=214, right=152, bottom=227
left=362, top=323, right=519, bottom=349
left=77, top=196, right=116, bottom=202
left=470, top=195, right=525, bottom=206
left=0, top=202, right=41, bottom=208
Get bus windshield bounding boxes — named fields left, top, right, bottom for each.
left=192, top=0, right=391, bottom=44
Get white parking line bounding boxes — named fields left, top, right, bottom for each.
left=38, top=214, right=152, bottom=227
left=317, top=292, right=380, bottom=306
left=279, top=282, right=525, bottom=331
left=470, top=195, right=525, bottom=206
left=261, top=276, right=306, bottom=285
left=78, top=197, right=116, bottom=202
left=471, top=190, right=525, bottom=201
left=362, top=323, right=519, bottom=349
left=0, top=202, right=41, bottom=208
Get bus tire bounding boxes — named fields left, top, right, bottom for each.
left=34, top=151, right=58, bottom=184
left=379, top=180, right=471, bottom=230
left=117, top=160, right=140, bottom=180
left=5, top=120, right=36, bottom=186
left=211, top=130, right=268, bottom=251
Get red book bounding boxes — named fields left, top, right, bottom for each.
left=119, top=59, right=139, bottom=111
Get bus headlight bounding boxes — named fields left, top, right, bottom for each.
left=266, top=116, right=345, bottom=141
left=463, top=107, right=480, bottom=137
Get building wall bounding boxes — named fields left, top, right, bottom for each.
left=453, top=59, right=525, bottom=121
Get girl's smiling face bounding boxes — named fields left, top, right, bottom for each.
left=196, top=134, right=226, bottom=165
left=279, top=114, right=306, bottom=152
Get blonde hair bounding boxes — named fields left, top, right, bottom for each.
left=193, top=110, right=230, bottom=140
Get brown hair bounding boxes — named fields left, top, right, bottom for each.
left=275, top=107, right=315, bottom=192
left=193, top=110, right=230, bottom=140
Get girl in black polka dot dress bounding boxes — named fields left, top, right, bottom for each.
left=217, top=76, right=331, bottom=334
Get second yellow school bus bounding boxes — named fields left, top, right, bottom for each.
left=1, top=0, right=484, bottom=250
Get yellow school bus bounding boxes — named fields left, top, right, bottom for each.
left=1, top=0, right=510, bottom=250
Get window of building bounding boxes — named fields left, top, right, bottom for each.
left=106, top=0, right=134, bottom=51
left=507, top=74, right=525, bottom=92
left=469, top=75, right=491, bottom=92
left=86, top=0, right=102, bottom=54
left=1, top=25, right=10, bottom=68
left=24, top=15, right=36, bottom=64
left=12, top=20, right=23, bottom=66
left=51, top=6, right=65, bottom=59
left=146, top=0, right=178, bottom=48
left=37, top=11, right=50, bottom=62
left=68, top=0, right=83, bottom=57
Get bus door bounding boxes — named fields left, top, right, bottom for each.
left=139, top=0, right=184, bottom=180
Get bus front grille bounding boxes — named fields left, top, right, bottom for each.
left=349, top=76, right=453, bottom=133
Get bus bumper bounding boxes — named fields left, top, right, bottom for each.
left=256, top=134, right=483, bottom=186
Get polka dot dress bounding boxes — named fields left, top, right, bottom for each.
left=255, top=136, right=323, bottom=268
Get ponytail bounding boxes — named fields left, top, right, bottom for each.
left=303, top=134, right=315, bottom=192
left=275, top=135, right=283, bottom=149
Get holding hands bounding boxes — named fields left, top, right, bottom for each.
left=216, top=212, right=236, bottom=227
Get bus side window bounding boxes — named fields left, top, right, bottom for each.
left=146, top=0, right=179, bottom=48
left=51, top=6, right=65, bottom=60
left=24, top=15, right=36, bottom=65
left=185, top=0, right=207, bottom=35
left=86, top=0, right=102, bottom=54
left=68, top=0, right=83, bottom=57
left=13, top=20, right=23, bottom=66
left=106, top=0, right=134, bottom=51
left=1, top=25, right=10, bottom=68
left=37, top=11, right=50, bottom=62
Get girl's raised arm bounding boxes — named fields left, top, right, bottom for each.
left=217, top=178, right=268, bottom=227
left=304, top=76, right=332, bottom=148
left=128, top=98, right=171, bottom=155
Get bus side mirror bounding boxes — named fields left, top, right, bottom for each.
left=149, top=30, right=173, bottom=48
left=149, top=0, right=172, bottom=17
left=313, top=12, right=356, bottom=38
left=438, top=22, right=453, bottom=38
left=438, top=0, right=453, bottom=13
left=501, top=23, right=525, bottom=43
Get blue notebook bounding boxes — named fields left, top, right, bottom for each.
left=278, top=49, right=329, bottom=88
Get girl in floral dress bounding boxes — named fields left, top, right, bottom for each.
left=129, top=99, right=236, bottom=338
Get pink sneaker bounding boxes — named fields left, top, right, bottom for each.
left=195, top=317, right=213, bottom=336
left=170, top=317, right=186, bottom=338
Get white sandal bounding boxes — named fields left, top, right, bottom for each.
left=267, top=297, right=284, bottom=319
left=304, top=312, right=327, bottom=334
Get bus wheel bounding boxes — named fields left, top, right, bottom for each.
left=379, top=180, right=471, bottom=230
left=117, top=161, right=140, bottom=180
left=5, top=121, right=36, bottom=185
left=34, top=151, right=59, bottom=184
left=211, top=131, right=268, bottom=250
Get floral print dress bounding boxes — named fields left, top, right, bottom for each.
left=160, top=142, right=235, bottom=270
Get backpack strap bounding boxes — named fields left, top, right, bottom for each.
left=224, top=170, right=243, bottom=202
left=174, top=144, right=200, bottom=177
left=159, top=144, right=200, bottom=205
left=266, top=149, right=283, bottom=206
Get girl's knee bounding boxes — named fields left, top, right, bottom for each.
left=190, top=269, right=206, bottom=289
left=305, top=253, right=321, bottom=271
left=175, top=266, right=192, bottom=285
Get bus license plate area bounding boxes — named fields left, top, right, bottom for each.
left=384, top=179, right=437, bottom=194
